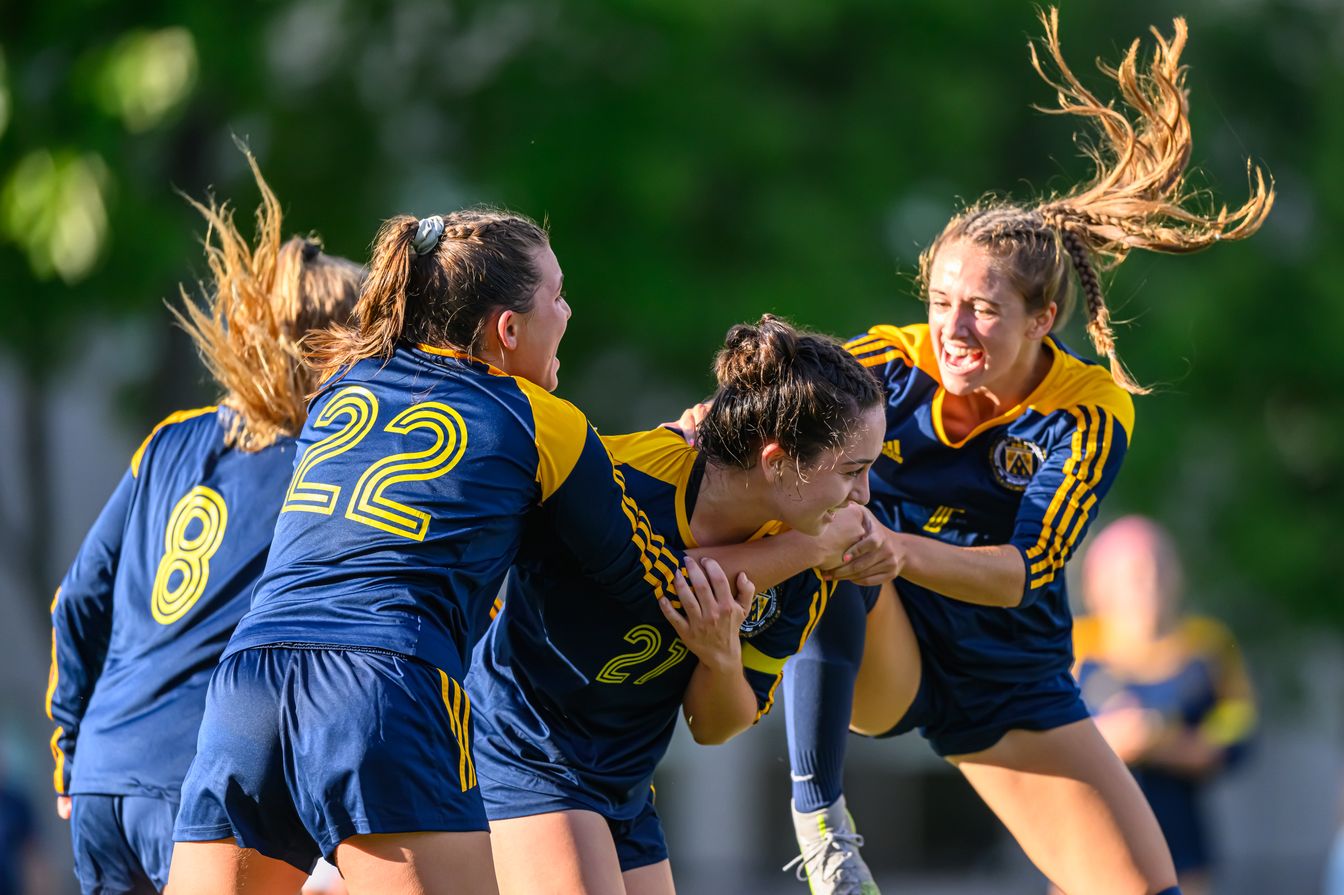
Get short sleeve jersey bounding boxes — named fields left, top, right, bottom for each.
left=848, top=324, right=1134, bottom=683
left=229, top=346, right=684, bottom=680
left=46, top=407, right=297, bottom=797
left=469, top=427, right=832, bottom=818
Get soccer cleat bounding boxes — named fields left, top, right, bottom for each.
left=783, top=795, right=880, bottom=895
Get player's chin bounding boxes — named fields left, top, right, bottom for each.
left=793, top=511, right=831, bottom=537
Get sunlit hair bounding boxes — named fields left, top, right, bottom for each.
left=697, top=315, right=883, bottom=470
left=308, top=209, right=549, bottom=382
left=173, top=151, right=364, bottom=451
left=917, top=8, right=1274, bottom=394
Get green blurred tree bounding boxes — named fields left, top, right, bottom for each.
left=1, top=0, right=1339, bottom=638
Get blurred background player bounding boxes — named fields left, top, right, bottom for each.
left=474, top=316, right=883, bottom=895
left=773, top=11, right=1273, bottom=895
left=44, top=153, right=363, bottom=895
left=1072, top=516, right=1257, bottom=895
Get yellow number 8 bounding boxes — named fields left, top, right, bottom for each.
left=151, top=486, right=228, bottom=625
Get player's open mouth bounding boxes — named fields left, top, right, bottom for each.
left=941, top=342, right=984, bottom=374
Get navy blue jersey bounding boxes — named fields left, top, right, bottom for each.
left=470, top=427, right=832, bottom=819
left=229, top=346, right=684, bottom=679
left=1074, top=615, right=1255, bottom=870
left=46, top=407, right=297, bottom=798
left=847, top=324, right=1133, bottom=683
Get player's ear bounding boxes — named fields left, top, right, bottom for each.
left=759, top=442, right=788, bottom=483
left=495, top=309, right=521, bottom=351
left=1026, top=300, right=1056, bottom=341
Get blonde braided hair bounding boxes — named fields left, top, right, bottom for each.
left=918, top=8, right=1274, bottom=394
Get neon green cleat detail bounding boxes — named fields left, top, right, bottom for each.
left=783, top=795, right=880, bottom=895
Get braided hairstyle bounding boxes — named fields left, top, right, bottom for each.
left=309, top=208, right=549, bottom=380
left=697, top=315, right=883, bottom=470
left=917, top=8, right=1274, bottom=394
left=173, top=149, right=364, bottom=451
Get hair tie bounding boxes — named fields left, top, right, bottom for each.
left=411, top=215, right=445, bottom=256
left=301, top=239, right=322, bottom=262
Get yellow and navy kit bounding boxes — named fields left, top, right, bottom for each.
left=228, top=345, right=684, bottom=681
left=469, top=426, right=832, bottom=830
left=174, top=347, right=686, bottom=870
left=46, top=406, right=297, bottom=800
left=849, top=324, right=1133, bottom=692
left=1074, top=615, right=1255, bottom=871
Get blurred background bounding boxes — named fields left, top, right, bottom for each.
left=1, top=0, right=1341, bottom=892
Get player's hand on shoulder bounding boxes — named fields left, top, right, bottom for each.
left=659, top=556, right=752, bottom=674
left=663, top=401, right=713, bottom=447
left=822, top=507, right=907, bottom=586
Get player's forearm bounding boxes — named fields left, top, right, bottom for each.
left=896, top=533, right=1026, bottom=608
left=690, top=530, right=823, bottom=592
left=682, top=661, right=759, bottom=745
left=1142, top=728, right=1224, bottom=776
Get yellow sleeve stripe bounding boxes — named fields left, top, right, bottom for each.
left=515, top=379, right=588, bottom=503
left=742, top=643, right=787, bottom=676
left=796, top=575, right=833, bottom=655
left=46, top=586, right=65, bottom=794
left=130, top=406, right=218, bottom=478
left=611, top=468, right=679, bottom=600
left=1025, top=407, right=1114, bottom=589
left=858, top=349, right=909, bottom=368
left=489, top=595, right=503, bottom=621
left=1200, top=699, right=1257, bottom=747
left=438, top=671, right=477, bottom=792
left=50, top=727, right=65, bottom=795
left=45, top=588, right=60, bottom=721
left=844, top=332, right=885, bottom=351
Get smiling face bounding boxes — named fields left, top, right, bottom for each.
left=927, top=239, right=1056, bottom=401
left=764, top=403, right=884, bottom=535
left=496, top=244, right=571, bottom=391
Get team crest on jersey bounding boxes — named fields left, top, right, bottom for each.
left=739, top=587, right=780, bottom=638
left=990, top=436, right=1044, bottom=491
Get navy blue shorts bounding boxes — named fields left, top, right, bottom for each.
left=879, top=649, right=1088, bottom=757
left=70, top=794, right=175, bottom=894
left=480, top=776, right=668, bottom=873
left=174, top=646, right=485, bottom=871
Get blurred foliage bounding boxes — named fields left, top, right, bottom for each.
left=1, top=0, right=1340, bottom=631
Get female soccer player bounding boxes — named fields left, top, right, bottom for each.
left=774, top=12, right=1274, bottom=895
left=46, top=154, right=363, bottom=895
left=1072, top=516, right=1256, bottom=895
left=169, top=213, right=835, bottom=895
left=472, top=316, right=884, bottom=895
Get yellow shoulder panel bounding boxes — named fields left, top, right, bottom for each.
left=1032, top=352, right=1135, bottom=439
left=130, top=406, right=219, bottom=478
left=1071, top=615, right=1103, bottom=666
left=514, top=378, right=589, bottom=502
left=848, top=323, right=939, bottom=378
left=1181, top=616, right=1238, bottom=660
left=601, top=428, right=697, bottom=487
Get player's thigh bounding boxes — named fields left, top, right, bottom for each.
left=335, top=831, right=497, bottom=895
left=490, top=810, right=624, bottom=895
left=165, top=839, right=309, bottom=895
left=951, top=719, right=1176, bottom=895
left=850, top=580, right=921, bottom=735
left=622, top=860, right=675, bottom=895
